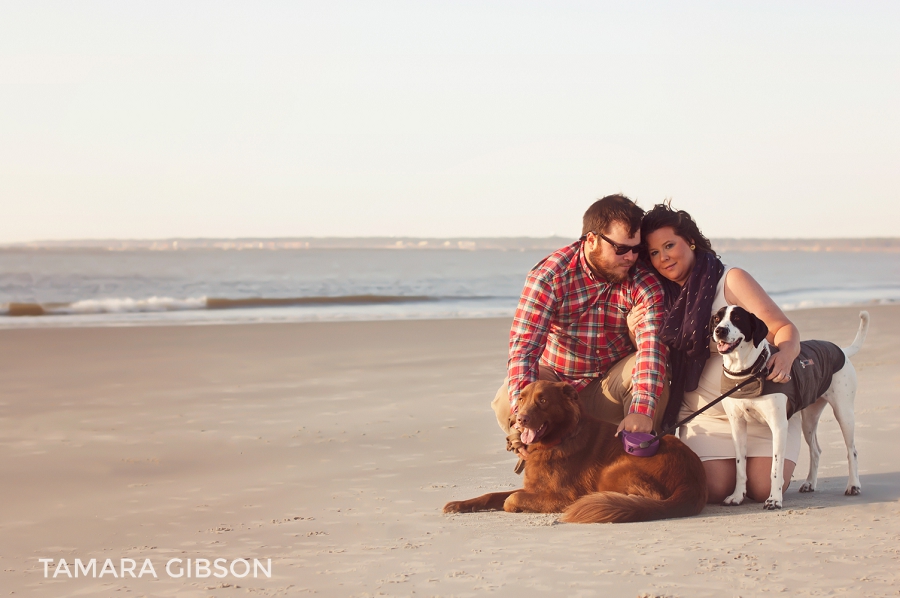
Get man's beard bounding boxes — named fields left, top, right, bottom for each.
left=587, top=247, right=634, bottom=283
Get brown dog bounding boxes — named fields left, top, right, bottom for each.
left=443, top=380, right=707, bottom=523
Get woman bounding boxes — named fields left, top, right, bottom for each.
left=628, top=202, right=801, bottom=504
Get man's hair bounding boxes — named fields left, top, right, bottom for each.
left=582, top=194, right=644, bottom=237
left=640, top=200, right=715, bottom=255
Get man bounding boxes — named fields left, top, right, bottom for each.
left=492, top=194, right=669, bottom=463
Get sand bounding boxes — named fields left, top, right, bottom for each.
left=1, top=305, right=899, bottom=597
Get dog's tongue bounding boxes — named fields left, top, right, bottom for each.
left=520, top=427, right=537, bottom=445
left=717, top=341, right=731, bottom=353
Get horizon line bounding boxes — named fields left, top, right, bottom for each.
left=3, top=236, right=900, bottom=254
left=4, top=234, right=900, bottom=245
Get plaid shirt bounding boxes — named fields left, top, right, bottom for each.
left=508, top=240, right=668, bottom=418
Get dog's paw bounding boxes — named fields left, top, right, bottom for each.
left=722, top=493, right=745, bottom=506
left=443, top=501, right=466, bottom=514
left=798, top=482, right=815, bottom=493
left=845, top=485, right=861, bottom=496
left=502, top=495, right=523, bottom=513
left=763, top=498, right=782, bottom=510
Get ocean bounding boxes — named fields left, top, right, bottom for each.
left=2, top=245, right=899, bottom=328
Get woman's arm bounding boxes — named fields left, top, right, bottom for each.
left=723, top=268, right=800, bottom=382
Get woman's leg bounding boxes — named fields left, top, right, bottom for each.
left=746, top=458, right=797, bottom=503
left=703, top=458, right=797, bottom=504
left=703, top=459, right=737, bottom=504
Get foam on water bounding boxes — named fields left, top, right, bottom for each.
left=0, top=297, right=517, bottom=328
left=57, top=296, right=206, bottom=314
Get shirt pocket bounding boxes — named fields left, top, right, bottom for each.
left=602, top=297, right=632, bottom=350
left=603, top=297, right=631, bottom=325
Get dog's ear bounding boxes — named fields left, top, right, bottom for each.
left=558, top=383, right=579, bottom=402
left=748, top=311, right=769, bottom=347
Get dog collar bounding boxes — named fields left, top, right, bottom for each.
left=533, top=419, right=582, bottom=451
left=721, top=346, right=770, bottom=399
left=724, top=345, right=771, bottom=379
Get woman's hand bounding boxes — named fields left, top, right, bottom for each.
left=626, top=304, right=648, bottom=346
left=766, top=351, right=795, bottom=383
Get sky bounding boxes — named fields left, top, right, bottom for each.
left=1, top=1, right=898, bottom=243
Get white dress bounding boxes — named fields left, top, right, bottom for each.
left=677, top=266, right=802, bottom=463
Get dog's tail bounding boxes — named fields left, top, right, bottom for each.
left=559, top=483, right=706, bottom=524
left=843, top=310, right=869, bottom=359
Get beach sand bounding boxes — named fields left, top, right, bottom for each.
left=1, top=305, right=899, bottom=597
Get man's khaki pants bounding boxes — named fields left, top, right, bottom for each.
left=491, top=352, right=669, bottom=435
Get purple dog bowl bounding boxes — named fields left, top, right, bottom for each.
left=621, top=431, right=660, bottom=457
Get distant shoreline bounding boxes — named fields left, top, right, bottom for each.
left=3, top=237, right=900, bottom=252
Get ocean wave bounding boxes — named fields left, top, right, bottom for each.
left=205, top=295, right=434, bottom=309
left=3, top=291, right=898, bottom=322
left=773, top=286, right=900, bottom=312
left=1, top=295, right=443, bottom=317
left=4, top=297, right=207, bottom=316
left=780, top=297, right=899, bottom=311
left=768, top=283, right=900, bottom=296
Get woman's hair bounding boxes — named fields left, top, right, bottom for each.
left=640, top=200, right=716, bottom=258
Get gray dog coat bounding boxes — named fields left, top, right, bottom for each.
left=722, top=340, right=846, bottom=418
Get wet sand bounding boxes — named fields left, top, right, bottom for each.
left=1, top=305, right=899, bottom=596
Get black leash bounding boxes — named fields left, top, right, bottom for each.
left=636, top=367, right=769, bottom=449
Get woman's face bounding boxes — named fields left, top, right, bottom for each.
left=645, top=226, right=696, bottom=286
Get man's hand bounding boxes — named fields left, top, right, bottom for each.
left=506, top=427, right=528, bottom=460
left=616, top=413, right=653, bottom=436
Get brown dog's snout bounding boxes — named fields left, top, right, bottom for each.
left=516, top=412, right=530, bottom=428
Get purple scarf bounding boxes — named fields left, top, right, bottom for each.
left=658, top=251, right=725, bottom=426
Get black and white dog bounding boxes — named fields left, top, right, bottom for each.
left=710, top=305, right=869, bottom=510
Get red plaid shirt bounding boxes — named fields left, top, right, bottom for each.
left=508, top=241, right=668, bottom=418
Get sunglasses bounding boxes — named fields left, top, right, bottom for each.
left=583, top=231, right=643, bottom=255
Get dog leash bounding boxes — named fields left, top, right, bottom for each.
left=634, top=367, right=769, bottom=450
left=513, top=364, right=768, bottom=471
